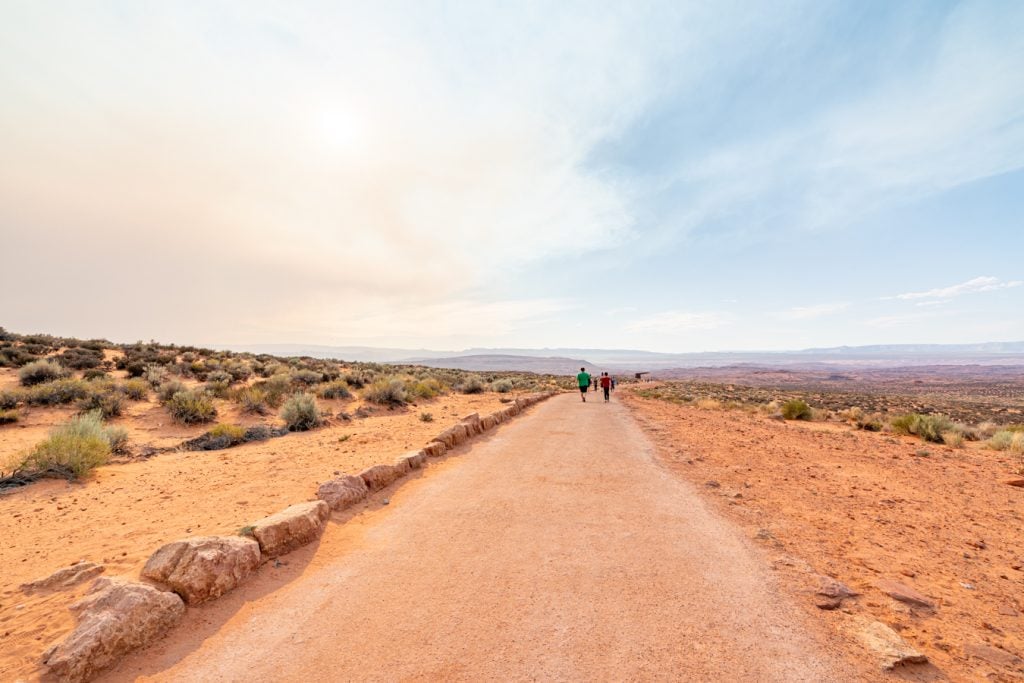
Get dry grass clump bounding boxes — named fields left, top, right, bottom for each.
left=120, top=378, right=150, bottom=401
left=156, top=380, right=186, bottom=404
left=987, top=430, right=1024, bottom=454
left=458, top=377, right=485, bottom=395
left=0, top=390, right=20, bottom=410
left=890, top=413, right=962, bottom=444
left=363, top=378, right=409, bottom=406
left=781, top=399, right=812, bottom=420
left=941, top=431, right=965, bottom=448
left=24, top=379, right=91, bottom=406
left=235, top=386, right=270, bottom=414
left=290, top=369, right=323, bottom=386
left=76, top=389, right=125, bottom=419
left=18, top=412, right=125, bottom=480
left=0, top=409, right=19, bottom=425
left=18, top=359, right=70, bottom=386
left=57, top=346, right=104, bottom=370
left=281, top=393, right=322, bottom=431
left=209, top=423, right=247, bottom=442
left=490, top=379, right=514, bottom=393
left=407, top=378, right=444, bottom=400
left=166, top=389, right=217, bottom=424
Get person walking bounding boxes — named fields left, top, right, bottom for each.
left=600, top=372, right=612, bottom=402
left=576, top=367, right=592, bottom=402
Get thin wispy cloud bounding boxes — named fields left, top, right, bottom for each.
left=889, top=276, right=1022, bottom=301
left=772, top=303, right=850, bottom=321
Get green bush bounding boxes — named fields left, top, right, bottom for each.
left=166, top=389, right=217, bottom=424
left=77, top=389, right=125, bottom=419
left=407, top=378, right=443, bottom=400
left=281, top=393, right=322, bottom=431
left=781, top=399, right=812, bottom=420
left=156, top=380, right=186, bottom=404
left=18, top=359, right=70, bottom=386
left=20, top=411, right=121, bottom=479
left=319, top=380, right=352, bottom=399
left=120, top=378, right=150, bottom=400
left=25, top=379, right=91, bottom=406
left=459, top=377, right=485, bottom=395
left=236, top=387, right=270, bottom=414
left=209, top=423, right=246, bottom=442
left=491, top=379, right=514, bottom=393
left=890, top=413, right=957, bottom=443
left=363, top=378, right=408, bottom=406
left=987, top=430, right=1022, bottom=452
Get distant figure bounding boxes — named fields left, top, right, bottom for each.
left=600, top=372, right=612, bottom=402
left=576, top=367, right=591, bottom=402
left=611, top=376, right=616, bottom=390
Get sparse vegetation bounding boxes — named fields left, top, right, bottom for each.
left=18, top=359, right=69, bottom=386
left=166, top=389, right=217, bottom=424
left=156, top=380, right=186, bottom=404
left=121, top=378, right=150, bottom=401
left=18, top=411, right=123, bottom=479
left=420, top=412, right=433, bottom=422
left=281, top=392, right=322, bottom=431
left=781, top=399, right=812, bottom=420
left=77, top=388, right=125, bottom=419
left=363, top=378, right=408, bottom=406
left=987, top=430, right=1024, bottom=454
left=407, top=378, right=443, bottom=400
left=890, top=413, right=960, bottom=443
left=491, top=378, right=514, bottom=393
left=24, top=379, right=91, bottom=406
left=0, top=409, right=19, bottom=425
left=235, top=386, right=270, bottom=414
left=319, top=380, right=352, bottom=399
left=209, top=423, right=246, bottom=442
left=459, top=377, right=485, bottom=394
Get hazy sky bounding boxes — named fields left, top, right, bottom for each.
left=2, top=1, right=1022, bottom=352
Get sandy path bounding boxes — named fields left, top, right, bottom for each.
left=105, top=394, right=859, bottom=682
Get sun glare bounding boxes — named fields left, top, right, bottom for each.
left=316, top=107, right=367, bottom=152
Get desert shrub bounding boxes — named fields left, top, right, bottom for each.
left=20, top=411, right=120, bottom=479
left=459, top=377, right=485, bottom=394
left=0, top=390, right=20, bottom=410
left=363, top=378, right=408, bottom=406
left=290, top=369, right=323, bottom=386
left=206, top=370, right=233, bottom=385
left=407, top=378, right=443, bottom=400
left=261, top=374, right=292, bottom=401
left=941, top=431, right=964, bottom=448
left=120, top=378, right=150, bottom=400
left=855, top=413, right=885, bottom=432
left=25, top=379, right=91, bottom=406
left=236, top=387, right=270, bottom=414
left=419, top=412, right=433, bottom=422
left=987, top=430, right=1023, bottom=452
left=341, top=372, right=368, bottom=389
left=490, top=379, right=514, bottom=393
left=318, top=380, right=352, bottom=399
left=166, top=389, right=217, bottom=424
left=695, top=398, right=722, bottom=410
left=18, top=359, right=70, bottom=386
left=124, top=361, right=147, bottom=378
left=156, top=380, right=186, bottom=404
left=57, top=347, right=104, bottom=370
left=144, top=364, right=168, bottom=387
left=209, top=423, right=246, bottom=442
left=83, top=368, right=108, bottom=381
left=77, top=389, right=125, bottom=419
left=280, top=393, right=322, bottom=431
left=0, top=409, right=19, bottom=425
left=781, top=399, right=812, bottom=420
left=225, top=362, right=253, bottom=382
left=890, top=413, right=956, bottom=443
left=105, top=425, right=129, bottom=453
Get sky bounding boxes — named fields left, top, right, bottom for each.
left=1, top=1, right=1022, bottom=353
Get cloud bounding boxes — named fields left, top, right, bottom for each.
left=889, top=276, right=1022, bottom=301
left=625, top=311, right=733, bottom=334
left=772, top=302, right=850, bottom=320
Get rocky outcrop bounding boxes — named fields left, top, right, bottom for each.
left=360, top=463, right=402, bottom=491
left=876, top=578, right=935, bottom=609
left=855, top=620, right=928, bottom=670
left=317, top=475, right=369, bottom=511
left=141, top=536, right=260, bottom=605
left=42, top=577, right=185, bottom=683
left=251, top=501, right=330, bottom=559
left=20, top=561, right=104, bottom=593
left=422, top=441, right=446, bottom=458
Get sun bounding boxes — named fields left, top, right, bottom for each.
left=316, top=107, right=367, bottom=152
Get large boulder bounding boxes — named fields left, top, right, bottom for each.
left=141, top=536, right=260, bottom=605
left=360, top=463, right=402, bottom=491
left=317, top=475, right=369, bottom=511
left=43, top=577, right=185, bottom=683
left=251, top=501, right=330, bottom=559
left=21, top=561, right=105, bottom=593
left=423, top=441, right=446, bottom=458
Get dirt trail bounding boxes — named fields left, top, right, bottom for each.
left=104, top=394, right=863, bottom=682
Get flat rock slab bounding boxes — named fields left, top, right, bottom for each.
left=141, top=536, right=261, bottom=604
left=317, top=475, right=369, bottom=511
left=360, top=463, right=402, bottom=491
left=20, top=561, right=105, bottom=593
left=855, top=620, right=928, bottom=670
left=876, top=578, right=935, bottom=609
left=964, top=643, right=1024, bottom=669
left=251, top=501, right=330, bottom=559
left=43, top=577, right=185, bottom=683
left=397, top=450, right=427, bottom=470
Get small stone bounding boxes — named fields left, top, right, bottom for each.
left=382, top=498, right=390, bottom=505
left=960, top=582, right=975, bottom=590
left=705, top=480, right=721, bottom=488
left=1005, top=479, right=1024, bottom=487
left=877, top=579, right=936, bottom=609
left=855, top=619, right=928, bottom=670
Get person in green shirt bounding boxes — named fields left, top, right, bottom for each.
left=576, top=367, right=592, bottom=402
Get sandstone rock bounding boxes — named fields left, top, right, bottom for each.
left=251, top=501, right=330, bottom=559
left=504, top=403, right=520, bottom=417
left=856, top=620, right=928, bottom=670
left=423, top=441, right=446, bottom=458
left=43, top=577, right=185, bottom=683
left=964, top=643, right=1023, bottom=669
left=21, top=561, right=105, bottom=593
left=360, top=463, right=402, bottom=491
left=481, top=415, right=497, bottom=431
left=141, top=536, right=260, bottom=604
left=877, top=578, right=935, bottom=609
left=434, top=424, right=470, bottom=449
left=1007, top=479, right=1024, bottom=488
left=316, top=475, right=369, bottom=511
left=817, top=575, right=859, bottom=599
left=397, top=449, right=426, bottom=469
left=460, top=413, right=482, bottom=435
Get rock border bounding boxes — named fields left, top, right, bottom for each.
left=41, top=391, right=557, bottom=681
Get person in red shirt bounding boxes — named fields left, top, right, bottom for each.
left=599, top=372, right=612, bottom=403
